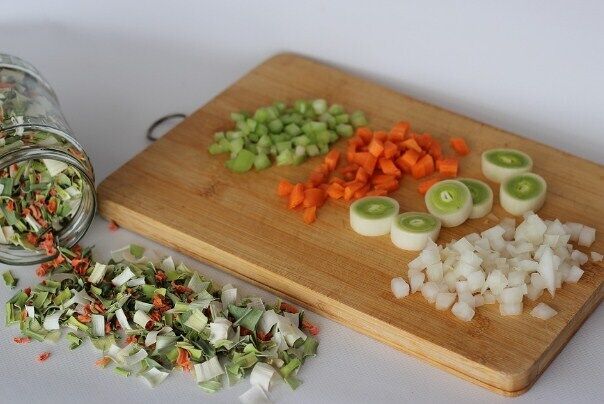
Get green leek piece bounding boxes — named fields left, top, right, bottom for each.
left=114, top=367, right=131, bottom=377
left=2, top=270, right=17, bottom=289
left=67, top=332, right=83, bottom=350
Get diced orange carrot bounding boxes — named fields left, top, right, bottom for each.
left=349, top=136, right=365, bottom=148
left=374, top=179, right=399, bottom=192
left=356, top=127, right=373, bottom=144
left=371, top=174, right=398, bottom=185
left=324, top=149, right=341, bottom=171
left=344, top=181, right=365, bottom=201
left=368, top=138, right=384, bottom=158
left=438, top=158, right=459, bottom=177
left=277, top=179, right=294, bottom=197
left=415, top=133, right=433, bottom=149
left=353, top=152, right=377, bottom=175
left=340, top=163, right=360, bottom=175
left=288, top=183, right=305, bottom=209
left=329, top=177, right=346, bottom=185
left=383, top=140, right=398, bottom=159
left=353, top=183, right=371, bottom=199
left=389, top=122, right=410, bottom=141
left=303, top=206, right=317, bottom=224
left=411, top=154, right=434, bottom=179
left=327, top=182, right=345, bottom=199
left=346, top=144, right=357, bottom=162
left=308, top=170, right=326, bottom=186
left=378, top=158, right=401, bottom=176
left=373, top=131, right=388, bottom=142
left=303, top=188, right=326, bottom=208
left=355, top=167, right=370, bottom=183
left=398, top=149, right=421, bottom=170
left=401, top=138, right=422, bottom=153
left=420, top=154, right=434, bottom=174
left=450, top=137, right=470, bottom=156
left=418, top=177, right=440, bottom=195
left=366, top=189, right=388, bottom=196
left=429, top=141, right=443, bottom=160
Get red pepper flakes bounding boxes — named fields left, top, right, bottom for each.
left=302, top=319, right=319, bottom=335
left=280, top=302, right=299, bottom=314
left=108, top=220, right=119, bottom=231
left=37, top=352, right=51, bottom=362
left=13, top=337, right=31, bottom=344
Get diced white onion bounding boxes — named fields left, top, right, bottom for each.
left=410, top=272, right=425, bottom=293
left=578, top=226, right=596, bottom=247
left=421, top=282, right=440, bottom=303
left=530, top=303, right=557, bottom=320
left=499, top=302, right=523, bottom=316
left=390, top=277, right=410, bottom=298
left=435, top=292, right=456, bottom=310
left=451, top=302, right=474, bottom=321
left=591, top=251, right=603, bottom=262
left=565, top=265, right=584, bottom=283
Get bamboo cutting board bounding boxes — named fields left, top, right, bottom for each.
left=98, top=54, right=603, bottom=396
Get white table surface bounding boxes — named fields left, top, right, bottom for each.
left=0, top=1, right=602, bottom=403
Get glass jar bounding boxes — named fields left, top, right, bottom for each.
left=0, top=53, right=96, bottom=265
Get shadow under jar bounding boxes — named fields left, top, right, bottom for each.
left=0, top=54, right=96, bottom=265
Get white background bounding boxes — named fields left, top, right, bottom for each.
left=0, top=1, right=602, bottom=403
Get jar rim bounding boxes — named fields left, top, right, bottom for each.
left=0, top=54, right=56, bottom=97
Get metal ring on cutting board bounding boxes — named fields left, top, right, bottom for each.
left=146, top=113, right=187, bottom=141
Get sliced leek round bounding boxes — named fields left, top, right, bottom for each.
left=481, top=148, right=533, bottom=183
left=424, top=179, right=472, bottom=227
left=458, top=178, right=493, bottom=219
left=350, top=196, right=399, bottom=236
left=391, top=212, right=441, bottom=251
left=500, top=172, right=547, bottom=216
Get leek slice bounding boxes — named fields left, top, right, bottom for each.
left=391, top=212, right=441, bottom=251
left=458, top=178, right=493, bottom=219
left=424, top=180, right=472, bottom=227
left=500, top=173, right=547, bottom=216
left=481, top=148, right=533, bottom=183
left=350, top=196, right=399, bottom=236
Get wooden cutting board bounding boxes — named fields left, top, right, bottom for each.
left=98, top=54, right=603, bottom=396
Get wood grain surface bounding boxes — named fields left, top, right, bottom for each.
left=98, top=54, right=603, bottom=396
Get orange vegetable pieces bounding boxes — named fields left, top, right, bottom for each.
left=356, top=127, right=373, bottom=144
left=411, top=154, right=434, bottom=179
left=373, top=131, right=388, bottom=142
left=401, top=138, right=422, bottom=153
left=368, top=138, right=385, bottom=157
left=418, top=177, right=440, bottom=195
left=366, top=189, right=388, bottom=196
left=303, top=206, right=317, bottom=224
left=277, top=179, right=294, bottom=197
left=450, top=137, right=470, bottom=156
left=383, top=141, right=398, bottom=159
left=354, top=183, right=371, bottom=199
left=353, top=152, right=377, bottom=175
left=389, top=121, right=410, bottom=142
left=288, top=183, right=305, bottom=209
left=378, top=158, right=401, bottom=177
left=327, top=182, right=345, bottom=199
left=355, top=167, right=370, bottom=183
left=397, top=149, right=421, bottom=171
left=344, top=181, right=365, bottom=201
left=303, top=188, right=327, bottom=208
left=324, top=149, right=341, bottom=171
left=438, top=158, right=459, bottom=177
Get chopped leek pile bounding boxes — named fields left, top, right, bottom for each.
left=5, top=244, right=318, bottom=398
left=208, top=99, right=367, bottom=172
left=0, top=150, right=84, bottom=252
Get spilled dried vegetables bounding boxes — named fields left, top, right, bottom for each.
left=6, top=244, right=318, bottom=400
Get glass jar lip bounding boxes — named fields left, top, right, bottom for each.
left=0, top=54, right=56, bottom=97
left=0, top=142, right=97, bottom=265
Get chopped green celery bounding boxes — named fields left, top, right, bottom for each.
left=0, top=178, right=13, bottom=196
left=228, top=149, right=256, bottom=173
left=208, top=143, right=225, bottom=155
left=228, top=305, right=264, bottom=331
left=302, top=336, right=319, bottom=358
left=230, top=112, right=246, bottom=122
left=257, top=134, right=272, bottom=148
left=275, top=141, right=292, bottom=153
left=292, top=135, right=310, bottom=146
left=2, top=270, right=17, bottom=289
left=315, top=131, right=330, bottom=145
left=245, top=118, right=257, bottom=132
left=293, top=99, right=309, bottom=114
left=244, top=143, right=258, bottom=154
left=328, top=104, right=344, bottom=115
left=254, top=154, right=271, bottom=171
left=273, top=101, right=286, bottom=111
left=32, top=291, right=49, bottom=308
left=213, top=132, right=225, bottom=141
left=247, top=132, right=259, bottom=143
left=255, top=124, right=268, bottom=137
left=301, top=122, right=313, bottom=136
left=306, top=144, right=320, bottom=157
left=293, top=153, right=306, bottom=166
left=67, top=315, right=89, bottom=332
left=276, top=149, right=294, bottom=166
left=270, top=134, right=287, bottom=144
left=53, top=288, right=71, bottom=305
left=269, top=145, right=277, bottom=156
left=335, top=113, right=349, bottom=124
left=290, top=113, right=304, bottom=125
left=327, top=131, right=338, bottom=142
left=280, top=114, right=293, bottom=125
left=285, top=375, right=302, bottom=390
left=319, top=113, right=336, bottom=128
left=253, top=108, right=268, bottom=123
left=285, top=123, right=301, bottom=137
left=265, top=106, right=279, bottom=121
left=350, top=111, right=368, bottom=127
left=268, top=119, right=284, bottom=133
left=224, top=131, right=239, bottom=140
left=309, top=121, right=327, bottom=133
left=336, top=123, right=353, bottom=137
left=312, top=99, right=327, bottom=114
left=229, top=138, right=244, bottom=155
left=319, top=144, right=330, bottom=155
